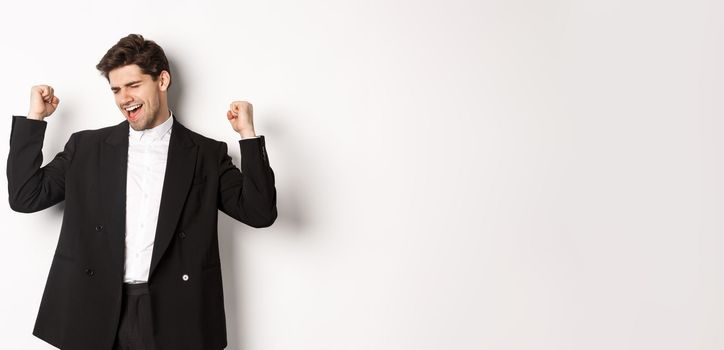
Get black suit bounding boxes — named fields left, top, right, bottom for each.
left=7, top=115, right=277, bottom=349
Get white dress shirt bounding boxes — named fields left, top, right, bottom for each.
left=124, top=114, right=174, bottom=283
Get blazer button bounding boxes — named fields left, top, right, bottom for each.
left=85, top=268, right=95, bottom=277
left=182, top=274, right=189, bottom=281
left=179, top=232, right=186, bottom=239
left=95, top=225, right=104, bottom=232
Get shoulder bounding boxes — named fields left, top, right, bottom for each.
left=173, top=120, right=228, bottom=155
left=69, top=121, right=127, bottom=144
left=180, top=125, right=223, bottom=146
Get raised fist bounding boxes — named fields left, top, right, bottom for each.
left=226, top=101, right=256, bottom=138
left=28, top=85, right=60, bottom=120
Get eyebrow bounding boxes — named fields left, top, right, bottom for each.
left=110, top=80, right=143, bottom=90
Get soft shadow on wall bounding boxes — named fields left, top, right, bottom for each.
left=215, top=107, right=313, bottom=350
left=166, top=56, right=186, bottom=123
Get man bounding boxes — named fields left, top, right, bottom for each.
left=7, top=34, right=277, bottom=350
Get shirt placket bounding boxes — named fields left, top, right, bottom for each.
left=136, top=134, right=153, bottom=259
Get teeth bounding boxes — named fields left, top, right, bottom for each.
left=125, top=105, right=141, bottom=112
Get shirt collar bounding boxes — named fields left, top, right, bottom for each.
left=129, top=111, right=174, bottom=141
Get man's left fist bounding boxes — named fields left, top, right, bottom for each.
left=227, top=101, right=256, bottom=138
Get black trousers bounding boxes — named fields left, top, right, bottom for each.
left=112, top=283, right=156, bottom=350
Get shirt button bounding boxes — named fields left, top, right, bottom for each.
left=182, top=274, right=189, bottom=281
left=95, top=225, right=103, bottom=232
left=85, top=268, right=95, bottom=277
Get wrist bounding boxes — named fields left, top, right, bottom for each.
left=239, top=129, right=256, bottom=139
left=26, top=112, right=44, bottom=121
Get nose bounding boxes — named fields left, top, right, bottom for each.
left=119, top=91, right=133, bottom=106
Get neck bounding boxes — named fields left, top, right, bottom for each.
left=148, top=105, right=171, bottom=129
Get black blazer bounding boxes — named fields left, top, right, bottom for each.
left=7, top=115, right=277, bottom=350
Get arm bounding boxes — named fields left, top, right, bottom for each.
left=7, top=117, right=76, bottom=212
left=218, top=101, right=277, bottom=227
left=217, top=137, right=277, bottom=227
left=7, top=85, right=73, bottom=213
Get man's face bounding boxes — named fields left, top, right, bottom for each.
left=109, top=64, right=169, bottom=131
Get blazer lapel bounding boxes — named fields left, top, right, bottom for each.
left=100, top=121, right=130, bottom=274
left=149, top=118, right=198, bottom=279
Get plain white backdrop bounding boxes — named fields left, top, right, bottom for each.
left=1, top=0, right=723, bottom=349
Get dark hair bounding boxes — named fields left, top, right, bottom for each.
left=96, top=34, right=171, bottom=87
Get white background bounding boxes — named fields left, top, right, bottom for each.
left=1, top=0, right=723, bottom=349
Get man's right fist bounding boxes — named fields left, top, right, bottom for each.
left=28, top=85, right=60, bottom=120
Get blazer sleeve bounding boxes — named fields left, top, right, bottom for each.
left=7, top=116, right=76, bottom=213
left=217, top=135, right=277, bottom=228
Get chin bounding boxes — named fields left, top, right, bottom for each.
left=129, top=119, right=144, bottom=130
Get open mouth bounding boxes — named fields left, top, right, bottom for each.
left=125, top=104, right=143, bottom=121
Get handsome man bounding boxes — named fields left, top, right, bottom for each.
left=7, top=34, right=277, bottom=350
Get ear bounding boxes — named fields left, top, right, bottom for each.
left=158, top=70, right=171, bottom=91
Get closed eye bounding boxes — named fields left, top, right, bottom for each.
left=110, top=80, right=142, bottom=93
